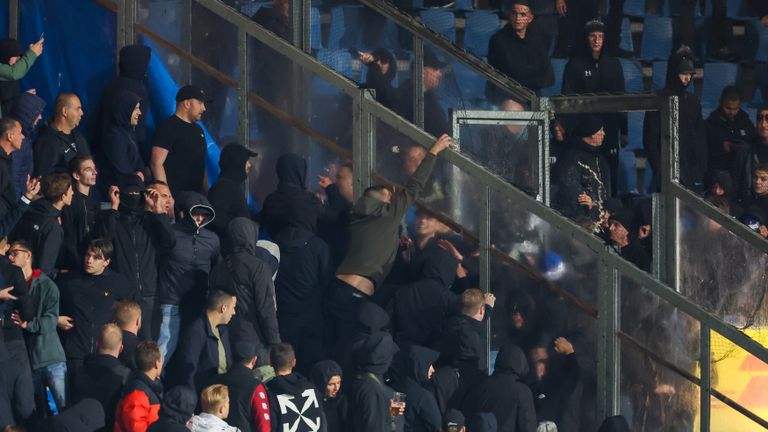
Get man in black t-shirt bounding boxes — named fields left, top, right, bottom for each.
left=150, top=85, right=209, bottom=195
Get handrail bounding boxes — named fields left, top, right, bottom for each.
left=358, top=0, right=536, bottom=104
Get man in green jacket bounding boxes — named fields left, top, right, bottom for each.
left=0, top=36, right=44, bottom=117
left=9, top=240, right=67, bottom=417
left=328, top=134, right=452, bottom=361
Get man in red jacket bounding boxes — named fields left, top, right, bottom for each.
left=114, top=341, right=163, bottom=432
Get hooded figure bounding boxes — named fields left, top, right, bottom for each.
left=98, top=91, right=144, bottom=193
left=157, top=191, right=220, bottom=361
left=69, top=350, right=130, bottom=432
left=9, top=92, right=45, bottom=199
left=390, top=345, right=442, bottom=432
left=310, top=360, right=348, bottom=432
left=466, top=413, right=498, bottom=432
left=209, top=218, right=280, bottom=359
left=9, top=188, right=64, bottom=275
left=94, top=45, right=151, bottom=166
left=0, top=38, right=39, bottom=118
left=147, top=386, right=197, bottom=432
left=208, top=143, right=257, bottom=242
left=266, top=356, right=328, bottom=432
left=393, top=248, right=461, bottom=346
left=643, top=46, right=707, bottom=191
left=30, top=398, right=105, bottom=432
left=337, top=301, right=391, bottom=375
left=463, top=344, right=536, bottom=432
left=261, top=153, right=323, bottom=237
left=349, top=331, right=399, bottom=432
left=597, top=415, right=631, bottom=432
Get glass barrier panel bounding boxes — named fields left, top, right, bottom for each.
left=457, top=120, right=540, bottom=198
left=191, top=2, right=239, bottom=81
left=139, top=0, right=191, bottom=46
left=678, top=199, right=768, bottom=337
left=710, top=329, right=768, bottom=427
left=711, top=395, right=768, bottom=432
left=619, top=338, right=700, bottom=432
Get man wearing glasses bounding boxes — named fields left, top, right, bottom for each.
left=486, top=0, right=553, bottom=100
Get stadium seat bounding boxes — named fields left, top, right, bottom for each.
left=651, top=60, right=667, bottom=91
left=329, top=6, right=357, bottom=50
left=620, top=17, right=634, bottom=54
left=640, top=17, right=674, bottom=61
left=420, top=9, right=457, bottom=43
left=625, top=111, right=645, bottom=151
left=449, top=61, right=487, bottom=103
left=748, top=19, right=768, bottom=63
left=315, top=49, right=357, bottom=81
left=542, top=58, right=567, bottom=97
left=454, top=0, right=474, bottom=12
left=623, top=0, right=647, bottom=17
left=311, top=7, right=321, bottom=50
left=620, top=58, right=644, bottom=93
left=753, top=64, right=768, bottom=105
left=702, top=62, right=739, bottom=108
left=464, top=11, right=500, bottom=58
left=618, top=149, right=639, bottom=194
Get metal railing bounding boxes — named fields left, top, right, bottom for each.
left=46, top=0, right=768, bottom=429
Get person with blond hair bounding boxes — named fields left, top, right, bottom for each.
left=187, top=384, right=240, bottom=432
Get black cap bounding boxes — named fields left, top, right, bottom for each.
left=424, top=48, right=448, bottom=69
left=119, top=174, right=146, bottom=193
left=575, top=115, right=604, bottom=138
left=678, top=57, right=695, bottom=75
left=176, top=85, right=212, bottom=103
left=444, top=409, right=465, bottom=430
left=233, top=342, right=257, bottom=362
left=609, top=208, right=635, bottom=231
left=585, top=18, right=606, bottom=34
left=604, top=197, right=623, bottom=214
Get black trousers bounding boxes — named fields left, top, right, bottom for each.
left=325, top=278, right=370, bottom=374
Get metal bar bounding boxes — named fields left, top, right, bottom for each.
left=359, top=0, right=535, bottom=104
left=125, top=0, right=137, bottom=46
left=9, top=0, right=18, bottom=39
left=597, top=251, right=619, bottom=419
left=700, top=324, right=711, bottom=432
left=479, top=186, right=491, bottom=374
left=539, top=97, right=551, bottom=206
left=549, top=93, right=661, bottom=114
left=412, top=38, right=424, bottom=129
left=660, top=96, right=680, bottom=290
left=237, top=27, right=248, bottom=151
left=452, top=110, right=549, bottom=122
left=290, top=0, right=310, bottom=52
left=352, top=89, right=375, bottom=199
left=651, top=193, right=664, bottom=279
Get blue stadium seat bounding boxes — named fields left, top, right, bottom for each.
left=640, top=17, right=674, bottom=61
left=454, top=0, right=474, bottom=12
left=623, top=0, right=647, bottom=17
left=626, top=111, right=645, bottom=151
left=620, top=59, right=644, bottom=93
left=542, top=58, right=567, bottom=97
left=449, top=62, right=487, bottom=103
left=618, top=149, right=638, bottom=194
left=240, top=1, right=271, bottom=17
left=663, top=0, right=704, bottom=17
left=311, top=7, right=322, bottom=50
left=620, top=18, right=634, bottom=54
left=315, top=49, right=357, bottom=81
left=753, top=64, right=768, bottom=106
left=328, top=6, right=358, bottom=50
left=702, top=62, right=739, bottom=108
left=420, top=9, right=457, bottom=43
left=749, top=19, right=768, bottom=62
left=464, top=11, right=500, bottom=58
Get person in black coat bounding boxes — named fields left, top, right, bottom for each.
left=360, top=48, right=397, bottom=108
left=157, top=191, right=220, bottom=362
left=58, top=239, right=134, bottom=370
left=29, top=398, right=105, bottom=432
left=96, top=91, right=144, bottom=196
left=310, top=360, right=348, bottom=432
left=390, top=345, right=442, bottom=432
left=552, top=116, right=612, bottom=231
left=95, top=174, right=176, bottom=340
left=211, top=342, right=271, bottom=432
left=486, top=0, right=553, bottom=98
left=209, top=218, right=280, bottom=363
left=69, top=323, right=130, bottom=432
left=32, top=93, right=90, bottom=178
left=166, top=289, right=235, bottom=392
left=261, top=153, right=323, bottom=236
left=607, top=208, right=651, bottom=272
left=732, top=107, right=768, bottom=201
left=59, top=155, right=99, bottom=272
left=705, top=86, right=757, bottom=174
left=394, top=49, right=450, bottom=138
left=9, top=92, right=45, bottom=199
left=267, top=343, right=328, bottom=432
left=462, top=343, right=537, bottom=432
left=147, top=385, right=197, bottom=432
left=562, top=19, right=628, bottom=190
left=644, top=46, right=707, bottom=192
left=207, top=144, right=257, bottom=244
left=527, top=338, right=580, bottom=431
left=349, top=331, right=400, bottom=432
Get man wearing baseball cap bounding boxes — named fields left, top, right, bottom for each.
left=150, top=85, right=211, bottom=195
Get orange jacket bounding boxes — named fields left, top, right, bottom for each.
left=114, top=372, right=162, bottom=432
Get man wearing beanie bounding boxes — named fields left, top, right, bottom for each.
left=562, top=19, right=627, bottom=190
left=552, top=115, right=612, bottom=231
left=608, top=207, right=650, bottom=271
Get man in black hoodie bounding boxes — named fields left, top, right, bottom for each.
left=209, top=218, right=280, bottom=363
left=527, top=337, right=580, bottom=432
left=69, top=323, right=130, bottom=432
left=329, top=134, right=450, bottom=354
left=261, top=153, right=323, bottom=237
left=462, top=343, right=536, bottom=432
left=208, top=144, right=257, bottom=244
left=267, top=343, right=327, bottom=432
left=32, top=93, right=90, bottom=178
left=607, top=208, right=651, bottom=272
left=10, top=91, right=45, bottom=200
left=390, top=345, right=442, bottom=432
left=95, top=174, right=176, bottom=340
left=157, top=191, right=220, bottom=362
left=146, top=385, right=197, bottom=432
left=58, top=239, right=134, bottom=371
left=211, top=342, right=271, bottom=432
left=96, top=91, right=144, bottom=196
left=644, top=46, right=707, bottom=192
left=310, top=360, right=347, bottom=432
left=705, top=86, right=757, bottom=175
left=10, top=172, right=73, bottom=275
left=349, top=331, right=400, bottom=432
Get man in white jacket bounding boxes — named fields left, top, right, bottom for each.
left=187, top=384, right=241, bottom=432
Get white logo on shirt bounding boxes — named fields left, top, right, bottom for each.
left=276, top=389, right=321, bottom=432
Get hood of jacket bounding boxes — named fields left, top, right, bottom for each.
left=394, top=345, right=440, bottom=387
left=111, top=91, right=141, bottom=128
left=354, top=302, right=391, bottom=337
left=276, top=153, right=308, bottom=190
left=42, top=398, right=105, bottom=432
left=119, top=45, right=151, bottom=80
left=186, top=412, right=238, bottom=432
left=11, top=92, right=46, bottom=134
left=467, top=412, right=498, bottom=432
left=228, top=217, right=258, bottom=255
left=355, top=331, right=398, bottom=375
left=418, top=247, right=458, bottom=289
left=25, top=198, right=61, bottom=224
left=218, top=144, right=254, bottom=182
left=175, top=191, right=216, bottom=232
left=269, top=372, right=315, bottom=398
left=598, top=415, right=631, bottom=432
left=159, top=385, right=197, bottom=424
left=664, top=47, right=695, bottom=95
left=0, top=38, right=24, bottom=65
left=493, top=343, right=529, bottom=378
left=310, top=359, right=343, bottom=392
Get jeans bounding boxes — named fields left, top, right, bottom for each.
left=32, top=361, right=67, bottom=417
left=158, top=304, right=181, bottom=363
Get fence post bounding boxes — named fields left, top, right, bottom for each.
left=353, top=89, right=375, bottom=199
left=597, top=251, right=620, bottom=420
